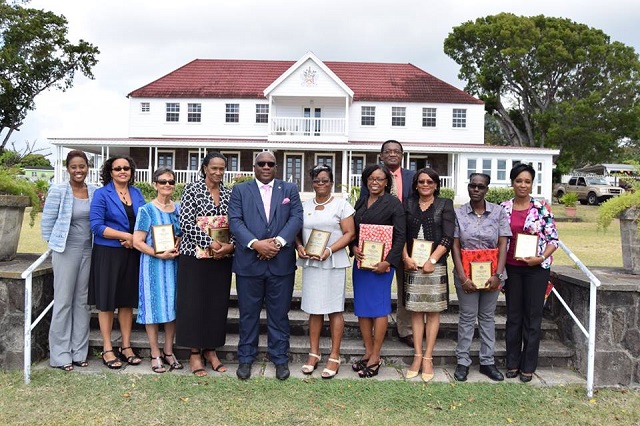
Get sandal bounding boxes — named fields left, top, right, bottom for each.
left=405, top=353, right=423, bottom=379
left=102, top=350, right=123, bottom=369
left=203, top=349, right=227, bottom=373
left=72, top=360, right=88, bottom=368
left=54, top=363, right=74, bottom=372
left=359, top=360, right=382, bottom=378
left=421, top=357, right=434, bottom=383
left=118, top=346, right=142, bottom=365
left=351, top=358, right=369, bottom=372
left=321, top=357, right=341, bottom=379
left=162, top=351, right=184, bottom=370
left=190, top=350, right=207, bottom=377
left=151, top=356, right=167, bottom=374
left=301, top=353, right=321, bottom=375
left=506, top=369, right=520, bottom=379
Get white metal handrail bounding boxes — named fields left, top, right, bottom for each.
left=21, top=249, right=53, bottom=384
left=552, top=240, right=600, bottom=398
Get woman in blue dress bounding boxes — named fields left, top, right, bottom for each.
left=133, top=168, right=182, bottom=373
left=350, top=164, right=405, bottom=378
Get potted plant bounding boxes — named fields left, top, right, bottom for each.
left=598, top=181, right=640, bottom=274
left=560, top=192, right=579, bottom=218
left=0, top=168, right=42, bottom=261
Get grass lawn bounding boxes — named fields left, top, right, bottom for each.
left=1, top=370, right=639, bottom=425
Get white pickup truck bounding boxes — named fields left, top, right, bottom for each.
left=554, top=176, right=625, bottom=205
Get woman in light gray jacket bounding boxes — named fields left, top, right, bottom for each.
left=41, top=150, right=97, bottom=371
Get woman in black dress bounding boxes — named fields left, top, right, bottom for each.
left=89, top=156, right=145, bottom=369
left=176, top=152, right=235, bottom=376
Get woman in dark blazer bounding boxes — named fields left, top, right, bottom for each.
left=350, top=164, right=405, bottom=378
left=89, top=156, right=145, bottom=369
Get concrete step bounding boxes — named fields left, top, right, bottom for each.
left=89, top=329, right=574, bottom=369
left=34, top=357, right=586, bottom=386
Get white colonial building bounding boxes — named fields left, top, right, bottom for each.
left=49, top=51, right=558, bottom=204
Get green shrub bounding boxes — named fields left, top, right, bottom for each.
left=0, top=168, right=41, bottom=226
left=598, top=181, right=640, bottom=231
left=559, top=192, right=579, bottom=207
left=229, top=175, right=254, bottom=186
left=439, top=187, right=455, bottom=200
left=486, top=187, right=514, bottom=204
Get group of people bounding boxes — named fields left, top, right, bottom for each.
left=41, top=141, right=558, bottom=383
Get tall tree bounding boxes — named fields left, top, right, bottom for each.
left=0, top=0, right=99, bottom=149
left=444, top=13, right=640, bottom=172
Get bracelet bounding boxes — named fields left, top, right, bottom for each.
left=540, top=254, right=547, bottom=261
left=326, top=247, right=333, bottom=257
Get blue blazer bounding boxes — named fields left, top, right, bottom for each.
left=89, top=181, right=145, bottom=247
left=360, top=167, right=415, bottom=201
left=229, top=179, right=303, bottom=277
left=41, top=182, right=97, bottom=252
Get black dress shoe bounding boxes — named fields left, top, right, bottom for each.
left=520, top=373, right=533, bottom=383
left=398, top=334, right=414, bottom=348
left=275, top=363, right=290, bottom=380
left=236, top=363, right=252, bottom=380
left=479, top=364, right=504, bottom=381
left=506, top=369, right=520, bottom=379
left=454, top=364, right=469, bottom=382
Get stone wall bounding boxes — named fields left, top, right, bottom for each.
left=0, top=254, right=53, bottom=370
left=550, top=265, right=640, bottom=387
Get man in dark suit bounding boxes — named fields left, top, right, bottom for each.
left=360, top=140, right=416, bottom=347
left=229, top=151, right=303, bottom=380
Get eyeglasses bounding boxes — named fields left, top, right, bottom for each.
left=367, top=177, right=387, bottom=183
left=468, top=183, right=488, bottom=191
left=418, top=179, right=436, bottom=185
left=156, top=179, right=176, bottom=185
left=112, top=166, right=131, bottom=172
left=256, top=161, right=276, bottom=168
left=382, top=149, right=403, bottom=155
left=312, top=179, right=331, bottom=185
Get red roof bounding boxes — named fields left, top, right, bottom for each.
left=128, top=59, right=482, bottom=105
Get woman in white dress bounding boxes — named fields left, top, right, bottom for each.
left=295, top=165, right=355, bottom=379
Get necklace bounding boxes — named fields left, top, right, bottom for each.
left=419, top=198, right=434, bottom=206
left=118, top=190, right=130, bottom=205
left=313, top=195, right=333, bottom=206
left=472, top=209, right=484, bottom=218
left=153, top=198, right=172, bottom=208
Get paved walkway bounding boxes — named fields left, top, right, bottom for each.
left=35, top=358, right=586, bottom=387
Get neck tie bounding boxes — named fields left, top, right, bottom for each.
left=262, top=184, right=271, bottom=221
left=390, top=173, right=398, bottom=198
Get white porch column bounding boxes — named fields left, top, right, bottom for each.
left=148, top=147, right=153, bottom=182
left=341, top=150, right=348, bottom=196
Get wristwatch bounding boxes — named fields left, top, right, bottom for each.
left=495, top=272, right=505, bottom=281
left=429, top=258, right=437, bottom=265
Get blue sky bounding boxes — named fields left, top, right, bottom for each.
left=14, top=0, right=640, bottom=157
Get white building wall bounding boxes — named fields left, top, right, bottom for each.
left=128, top=97, right=270, bottom=138
left=347, top=102, right=485, bottom=143
left=454, top=152, right=555, bottom=204
left=269, top=58, right=348, bottom=97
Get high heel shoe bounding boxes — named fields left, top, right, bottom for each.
left=421, top=357, right=434, bottom=383
left=321, top=357, right=341, bottom=379
left=351, top=358, right=369, bottom=372
left=301, top=353, right=321, bottom=375
left=203, top=349, right=227, bottom=372
left=405, top=353, right=423, bottom=379
left=161, top=351, right=184, bottom=371
left=358, top=360, right=382, bottom=378
left=101, top=350, right=122, bottom=370
left=151, top=356, right=167, bottom=374
left=189, top=350, right=207, bottom=377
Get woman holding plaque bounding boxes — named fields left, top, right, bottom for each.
left=401, top=168, right=454, bottom=382
left=41, top=150, right=97, bottom=371
left=132, top=167, right=181, bottom=373
left=89, top=156, right=145, bottom=369
left=176, top=151, right=234, bottom=376
left=295, top=165, right=355, bottom=379
left=451, top=173, right=511, bottom=382
left=350, top=164, right=405, bottom=378
left=500, top=163, right=558, bottom=382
